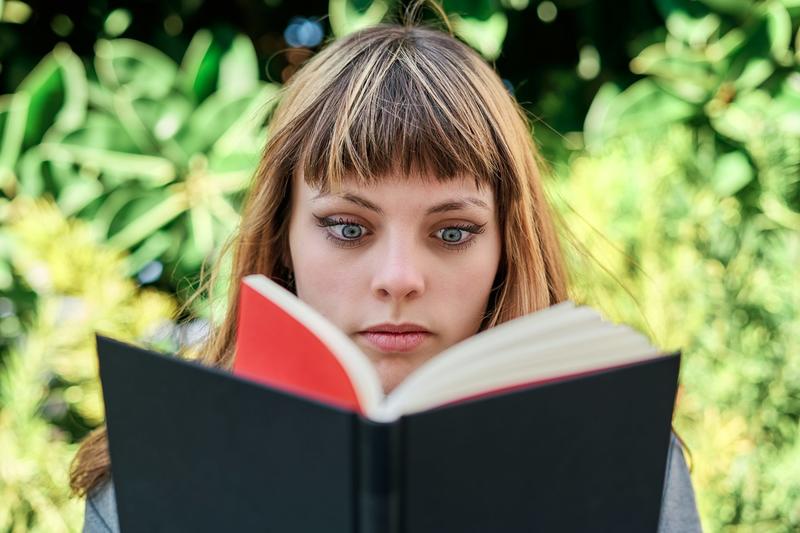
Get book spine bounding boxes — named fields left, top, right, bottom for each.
left=356, top=417, right=403, bottom=533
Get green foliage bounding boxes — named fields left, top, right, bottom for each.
left=0, top=31, right=280, bottom=289
left=0, top=197, right=177, bottom=531
left=329, top=0, right=520, bottom=60
left=575, top=11, right=800, bottom=527
left=550, top=125, right=800, bottom=531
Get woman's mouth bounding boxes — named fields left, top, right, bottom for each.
left=358, top=331, right=431, bottom=353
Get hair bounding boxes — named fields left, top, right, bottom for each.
left=69, top=8, right=571, bottom=497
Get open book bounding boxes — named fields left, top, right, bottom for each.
left=96, top=274, right=682, bottom=532
left=234, top=273, right=664, bottom=422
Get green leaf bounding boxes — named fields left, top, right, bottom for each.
left=58, top=111, right=138, bottom=152
left=712, top=151, right=754, bottom=196
left=764, top=1, right=793, bottom=63
left=211, top=83, right=279, bottom=158
left=188, top=204, right=214, bottom=256
left=583, top=82, right=622, bottom=152
left=107, top=190, right=188, bottom=250
left=329, top=0, right=390, bottom=37
left=177, top=89, right=262, bottom=156
left=666, top=11, right=720, bottom=45
left=16, top=44, right=88, bottom=147
left=603, top=79, right=698, bottom=135
left=57, top=177, right=104, bottom=217
left=709, top=89, right=772, bottom=142
left=0, top=92, right=30, bottom=179
left=38, top=143, right=176, bottom=186
left=89, top=187, right=138, bottom=237
left=178, top=30, right=221, bottom=103
left=94, top=39, right=177, bottom=100
left=451, top=11, right=508, bottom=60
left=16, top=147, right=45, bottom=197
left=218, top=35, right=259, bottom=97
left=123, top=230, right=174, bottom=277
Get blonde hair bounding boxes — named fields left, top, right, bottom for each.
left=70, top=16, right=569, bottom=497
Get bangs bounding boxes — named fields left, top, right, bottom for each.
left=285, top=26, right=512, bottom=193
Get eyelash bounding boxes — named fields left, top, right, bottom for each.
left=313, top=215, right=486, bottom=252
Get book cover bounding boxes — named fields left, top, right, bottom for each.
left=96, top=274, right=682, bottom=532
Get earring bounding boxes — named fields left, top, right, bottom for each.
left=287, top=270, right=295, bottom=287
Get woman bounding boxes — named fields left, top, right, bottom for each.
left=72, top=12, right=702, bottom=533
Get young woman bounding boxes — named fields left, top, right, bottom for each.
left=72, top=13, right=703, bottom=533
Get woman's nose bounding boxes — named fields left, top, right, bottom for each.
left=370, top=237, right=426, bottom=301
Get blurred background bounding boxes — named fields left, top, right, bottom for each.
left=0, top=0, right=797, bottom=530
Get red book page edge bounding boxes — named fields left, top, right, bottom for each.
left=232, top=281, right=363, bottom=414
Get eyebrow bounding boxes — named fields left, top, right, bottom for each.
left=313, top=192, right=490, bottom=215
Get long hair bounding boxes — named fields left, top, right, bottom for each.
left=70, top=18, right=569, bottom=497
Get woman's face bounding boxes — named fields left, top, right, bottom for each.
left=287, top=172, right=502, bottom=394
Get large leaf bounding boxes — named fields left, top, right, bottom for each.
left=764, top=1, right=793, bottom=64
left=37, top=143, right=176, bottom=188
left=178, top=30, right=221, bottom=103
left=218, top=35, right=259, bottom=97
left=107, top=188, right=188, bottom=250
left=176, top=87, right=265, bottom=156
left=451, top=11, right=508, bottom=60
left=94, top=39, right=177, bottom=100
left=0, top=93, right=29, bottom=189
left=601, top=79, right=698, bottom=136
left=329, top=0, right=390, bottom=37
left=16, top=44, right=87, bottom=148
left=211, top=83, right=279, bottom=159
left=712, top=151, right=754, bottom=196
left=57, top=177, right=105, bottom=217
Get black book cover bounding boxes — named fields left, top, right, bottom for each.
left=96, top=334, right=681, bottom=533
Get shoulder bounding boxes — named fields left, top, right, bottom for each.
left=83, top=479, right=120, bottom=533
left=657, top=432, right=703, bottom=533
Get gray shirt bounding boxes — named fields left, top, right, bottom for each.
left=83, top=433, right=702, bottom=532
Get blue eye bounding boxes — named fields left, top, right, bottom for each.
left=439, top=227, right=466, bottom=243
left=339, top=223, right=364, bottom=239
left=314, top=216, right=367, bottom=248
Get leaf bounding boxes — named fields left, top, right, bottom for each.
left=107, top=189, right=188, bottom=250
left=583, top=82, right=622, bottom=152
left=0, top=92, right=30, bottom=180
left=666, top=11, right=720, bottom=45
left=38, top=143, right=176, bottom=187
left=451, top=11, right=508, bottom=60
left=329, top=0, right=390, bottom=37
left=709, top=90, right=771, bottom=142
left=57, top=177, right=104, bottom=217
left=177, top=89, right=261, bottom=156
left=178, top=30, right=220, bottom=103
left=16, top=44, right=88, bottom=147
left=603, top=79, right=697, bottom=135
left=16, top=147, right=45, bottom=197
left=94, top=39, right=177, bottom=100
left=712, top=151, right=754, bottom=196
left=188, top=204, right=214, bottom=256
left=764, top=1, right=793, bottom=63
left=211, top=83, right=279, bottom=158
left=218, top=35, right=259, bottom=98
left=123, top=230, right=174, bottom=277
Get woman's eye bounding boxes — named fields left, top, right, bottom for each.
left=437, top=227, right=468, bottom=243
left=314, top=215, right=368, bottom=246
left=336, top=223, right=364, bottom=240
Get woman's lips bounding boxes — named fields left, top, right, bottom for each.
left=358, top=331, right=431, bottom=353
